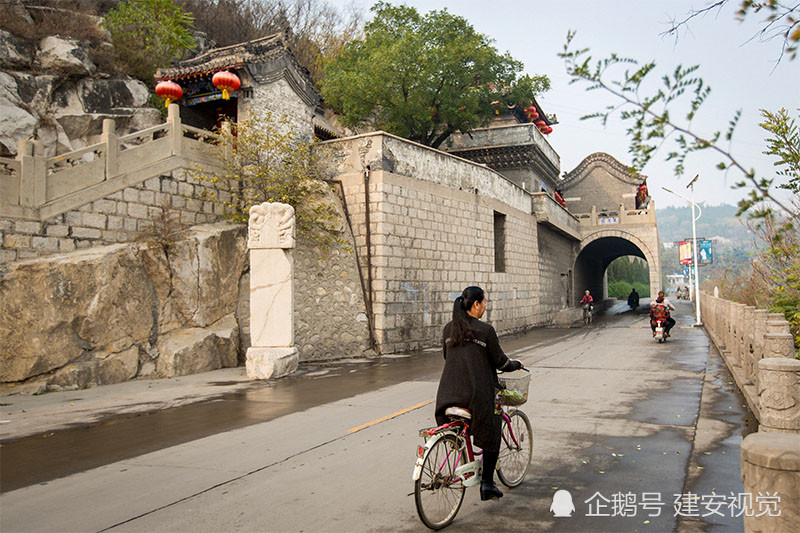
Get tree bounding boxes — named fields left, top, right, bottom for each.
left=321, top=2, right=550, bottom=148
left=191, top=114, right=343, bottom=248
left=664, top=1, right=800, bottom=64
left=104, top=0, right=196, bottom=82
left=176, top=0, right=364, bottom=82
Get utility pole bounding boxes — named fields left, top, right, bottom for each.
left=662, top=176, right=703, bottom=326
left=687, top=174, right=702, bottom=326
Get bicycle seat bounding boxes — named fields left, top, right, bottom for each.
left=445, top=407, right=471, bottom=419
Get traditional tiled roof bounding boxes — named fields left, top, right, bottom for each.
left=560, top=152, right=644, bottom=188
left=154, top=33, right=308, bottom=85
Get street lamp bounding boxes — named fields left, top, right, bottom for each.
left=662, top=175, right=703, bottom=326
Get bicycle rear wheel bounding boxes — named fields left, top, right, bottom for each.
left=497, top=410, right=533, bottom=488
left=414, top=433, right=466, bottom=530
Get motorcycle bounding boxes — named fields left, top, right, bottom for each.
left=653, top=319, right=666, bottom=343
left=650, top=304, right=670, bottom=343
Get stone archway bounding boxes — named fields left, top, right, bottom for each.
left=575, top=228, right=661, bottom=303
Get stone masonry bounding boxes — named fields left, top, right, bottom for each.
left=326, top=132, right=579, bottom=354
left=1, top=169, right=223, bottom=264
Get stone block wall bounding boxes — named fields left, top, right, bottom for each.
left=0, top=169, right=225, bottom=264
left=241, top=78, right=314, bottom=138
left=326, top=132, right=578, bottom=354
left=537, top=225, right=579, bottom=310
left=561, top=153, right=643, bottom=214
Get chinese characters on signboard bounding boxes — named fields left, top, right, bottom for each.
left=678, top=239, right=713, bottom=266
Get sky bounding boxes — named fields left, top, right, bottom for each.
left=326, top=0, right=799, bottom=209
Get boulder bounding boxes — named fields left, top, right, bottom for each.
left=35, top=119, right=74, bottom=157
left=15, top=74, right=58, bottom=115
left=97, top=346, right=140, bottom=385
left=79, top=79, right=150, bottom=113
left=0, top=29, right=34, bottom=70
left=0, top=99, right=38, bottom=156
left=0, top=72, right=39, bottom=155
left=50, top=360, right=97, bottom=390
left=160, top=223, right=248, bottom=332
left=0, top=244, right=156, bottom=382
left=156, top=314, right=239, bottom=377
left=37, top=36, right=96, bottom=76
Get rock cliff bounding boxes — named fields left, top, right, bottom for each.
left=0, top=2, right=160, bottom=158
left=0, top=222, right=248, bottom=392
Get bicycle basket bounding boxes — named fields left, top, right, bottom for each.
left=497, top=369, right=531, bottom=406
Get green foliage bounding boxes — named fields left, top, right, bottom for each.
left=559, top=32, right=794, bottom=218
left=322, top=2, right=549, bottom=148
left=191, top=115, right=343, bottom=249
left=607, top=257, right=650, bottom=297
left=760, top=108, right=800, bottom=194
left=104, top=0, right=195, bottom=82
left=135, top=197, right=187, bottom=254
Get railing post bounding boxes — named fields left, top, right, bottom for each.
left=618, top=203, right=626, bottom=223
left=17, top=139, right=34, bottom=207
left=168, top=103, right=182, bottom=156
left=742, top=306, right=756, bottom=384
left=31, top=140, right=46, bottom=206
left=752, top=309, right=769, bottom=392
left=221, top=121, right=232, bottom=160
left=590, top=205, right=597, bottom=225
left=102, top=119, right=118, bottom=179
left=757, top=357, right=800, bottom=433
left=764, top=313, right=795, bottom=359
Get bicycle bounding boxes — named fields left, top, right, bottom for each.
left=582, top=303, right=593, bottom=325
left=412, top=369, right=533, bottom=530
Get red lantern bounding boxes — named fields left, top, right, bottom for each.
left=212, top=71, right=241, bottom=100
left=155, top=80, right=183, bottom=108
left=534, top=119, right=546, bottom=128
left=544, top=126, right=553, bottom=134
left=527, top=105, right=536, bottom=114
left=529, top=109, right=539, bottom=120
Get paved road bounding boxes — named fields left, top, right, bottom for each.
left=0, top=300, right=753, bottom=532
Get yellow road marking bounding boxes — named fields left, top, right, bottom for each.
left=347, top=399, right=434, bottom=434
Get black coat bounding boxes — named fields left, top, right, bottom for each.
left=434, top=317, right=511, bottom=452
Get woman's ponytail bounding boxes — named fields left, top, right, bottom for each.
left=449, top=286, right=484, bottom=346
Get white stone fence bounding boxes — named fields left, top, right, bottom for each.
left=573, top=202, right=657, bottom=227
left=0, top=104, right=218, bottom=223
left=701, top=291, right=800, bottom=532
left=701, top=291, right=798, bottom=431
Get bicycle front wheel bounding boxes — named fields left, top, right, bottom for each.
left=414, top=433, right=466, bottom=530
left=497, top=410, right=533, bottom=488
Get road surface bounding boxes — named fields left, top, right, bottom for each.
left=0, top=300, right=753, bottom=532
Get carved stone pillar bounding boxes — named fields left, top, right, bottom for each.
left=729, top=303, right=744, bottom=368
left=764, top=314, right=795, bottom=359
left=758, top=358, right=800, bottom=433
left=245, top=202, right=299, bottom=380
left=742, top=306, right=756, bottom=385
left=752, top=310, right=769, bottom=392
left=740, top=432, right=800, bottom=533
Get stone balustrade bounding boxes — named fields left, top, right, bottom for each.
left=702, top=291, right=799, bottom=531
left=0, top=104, right=218, bottom=223
left=702, top=291, right=796, bottom=420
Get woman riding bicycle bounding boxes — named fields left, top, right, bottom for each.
left=434, top=286, right=523, bottom=501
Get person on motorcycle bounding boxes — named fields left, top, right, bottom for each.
left=650, top=291, right=676, bottom=337
left=628, top=288, right=639, bottom=310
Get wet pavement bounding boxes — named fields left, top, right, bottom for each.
left=0, top=300, right=758, bottom=532
left=0, top=321, right=578, bottom=493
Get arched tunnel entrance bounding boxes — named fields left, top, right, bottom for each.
left=574, top=232, right=661, bottom=304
